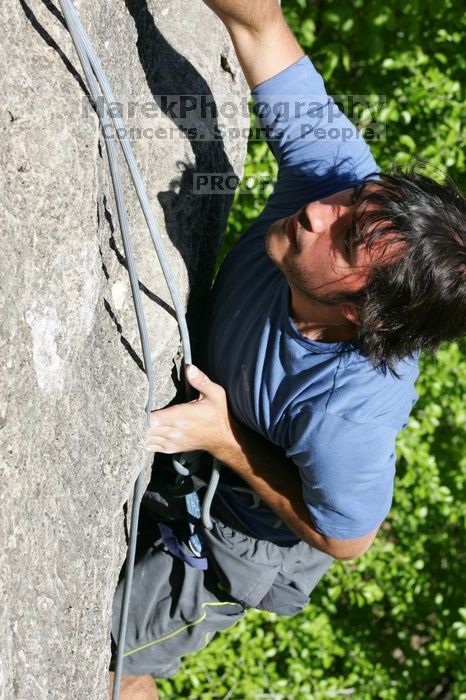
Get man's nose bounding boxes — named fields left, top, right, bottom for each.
left=304, top=201, right=351, bottom=235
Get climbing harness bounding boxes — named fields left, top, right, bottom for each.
left=56, top=2, right=221, bottom=698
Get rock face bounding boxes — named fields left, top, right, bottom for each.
left=0, top=1, right=247, bottom=697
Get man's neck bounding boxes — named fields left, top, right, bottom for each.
left=290, top=289, right=357, bottom=343
left=292, top=318, right=357, bottom=343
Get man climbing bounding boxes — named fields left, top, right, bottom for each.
left=110, top=1, right=466, bottom=697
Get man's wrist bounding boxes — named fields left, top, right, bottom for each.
left=213, top=411, right=250, bottom=473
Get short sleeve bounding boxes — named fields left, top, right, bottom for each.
left=286, top=409, right=397, bottom=539
left=251, top=56, right=379, bottom=210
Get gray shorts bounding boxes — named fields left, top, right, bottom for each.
left=111, top=484, right=333, bottom=678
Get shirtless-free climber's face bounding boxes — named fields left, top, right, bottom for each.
left=265, top=187, right=374, bottom=305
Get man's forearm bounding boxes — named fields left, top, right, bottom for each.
left=215, top=416, right=377, bottom=561
left=202, top=0, right=280, bottom=33
left=202, top=0, right=303, bottom=89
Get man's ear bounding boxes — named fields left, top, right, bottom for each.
left=340, top=303, right=360, bottom=326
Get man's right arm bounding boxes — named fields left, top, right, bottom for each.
left=216, top=412, right=380, bottom=561
left=202, top=0, right=304, bottom=89
left=147, top=367, right=379, bottom=561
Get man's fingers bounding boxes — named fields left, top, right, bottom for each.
left=147, top=426, right=182, bottom=438
left=185, top=364, right=225, bottom=401
left=185, top=364, right=211, bottom=392
left=145, top=424, right=183, bottom=450
left=145, top=443, right=172, bottom=454
left=149, top=406, right=183, bottom=428
left=145, top=434, right=178, bottom=454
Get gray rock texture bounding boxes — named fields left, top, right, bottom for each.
left=0, top=1, right=248, bottom=697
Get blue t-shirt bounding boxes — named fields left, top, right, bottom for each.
left=206, top=57, right=419, bottom=543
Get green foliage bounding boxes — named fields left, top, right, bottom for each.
left=159, top=2, right=465, bottom=697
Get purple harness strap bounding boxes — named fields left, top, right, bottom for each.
left=158, top=522, right=208, bottom=570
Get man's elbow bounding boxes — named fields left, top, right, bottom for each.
left=319, top=527, right=379, bottom=561
left=332, top=547, right=369, bottom=562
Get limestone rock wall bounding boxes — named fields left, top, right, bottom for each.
left=0, top=1, right=247, bottom=697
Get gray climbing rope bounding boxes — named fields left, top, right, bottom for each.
left=56, top=1, right=221, bottom=698
left=58, top=0, right=190, bottom=358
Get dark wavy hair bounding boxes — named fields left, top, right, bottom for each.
left=342, top=168, right=466, bottom=373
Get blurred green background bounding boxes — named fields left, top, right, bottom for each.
left=159, top=1, right=466, bottom=697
